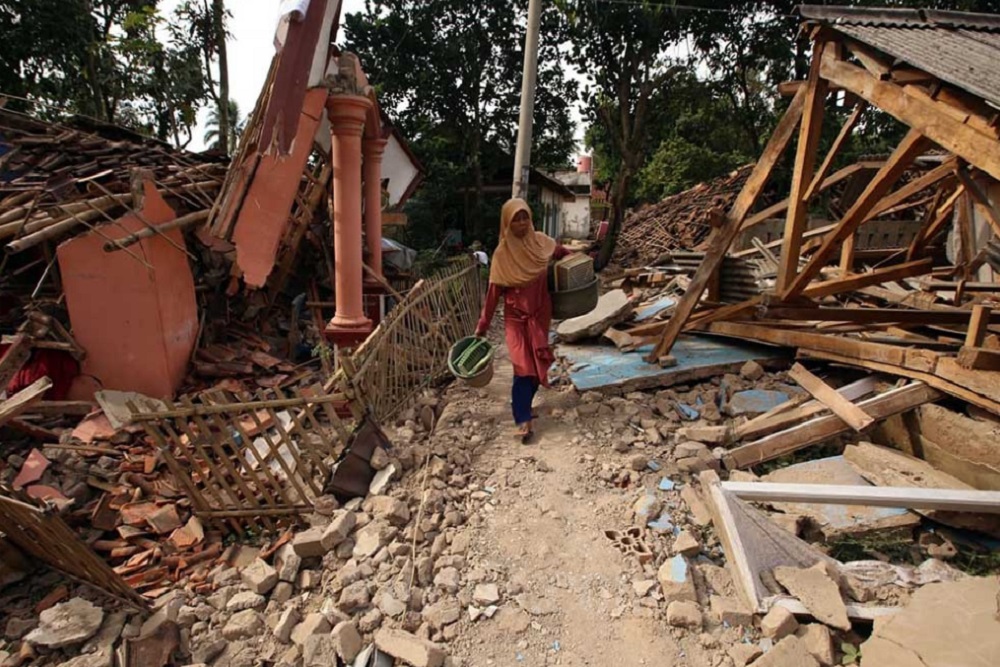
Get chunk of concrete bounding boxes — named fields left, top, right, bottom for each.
left=556, top=289, right=632, bottom=342
left=330, top=621, right=363, bottom=663
left=710, top=596, right=753, bottom=627
left=25, top=598, right=103, bottom=649
left=320, top=510, right=357, bottom=550
left=657, top=555, right=697, bottom=604
left=748, top=635, right=819, bottom=667
left=241, top=558, right=278, bottom=595
left=773, top=563, right=850, bottom=631
left=672, top=530, right=701, bottom=557
left=374, top=628, right=446, bottom=667
left=666, top=600, right=703, bottom=629
left=292, top=526, right=328, bottom=558
left=796, top=624, right=835, bottom=666
left=760, top=605, right=798, bottom=640
left=222, top=609, right=263, bottom=641
left=291, top=613, right=331, bottom=646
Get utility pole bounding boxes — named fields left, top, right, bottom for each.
left=512, top=0, right=543, bottom=200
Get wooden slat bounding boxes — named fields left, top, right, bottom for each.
left=0, top=377, right=52, bottom=426
left=723, top=382, right=940, bottom=469
left=787, top=363, right=874, bottom=431
left=957, top=346, right=1000, bottom=371
left=801, top=258, right=934, bottom=299
left=722, top=481, right=1000, bottom=513
left=760, top=306, right=996, bottom=326
left=966, top=305, right=991, bottom=347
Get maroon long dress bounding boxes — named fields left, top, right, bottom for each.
left=476, top=246, right=569, bottom=387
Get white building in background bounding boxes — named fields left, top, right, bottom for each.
left=551, top=155, right=594, bottom=240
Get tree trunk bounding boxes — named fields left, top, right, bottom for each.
left=213, top=0, right=231, bottom=152
left=596, top=167, right=631, bottom=270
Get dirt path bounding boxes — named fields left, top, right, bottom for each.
left=436, top=346, right=720, bottom=667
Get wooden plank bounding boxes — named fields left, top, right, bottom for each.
left=741, top=163, right=868, bottom=230
left=958, top=346, right=1000, bottom=371
left=737, top=376, right=877, bottom=441
left=783, top=126, right=929, bottom=298
left=0, top=333, right=33, bottom=390
left=966, top=305, right=991, bottom=347
left=866, top=159, right=956, bottom=221
left=956, top=165, right=1000, bottom=238
left=646, top=85, right=808, bottom=361
left=778, top=45, right=829, bottom=291
left=723, top=383, right=940, bottom=469
left=0, top=377, right=52, bottom=427
left=722, top=481, right=1000, bottom=513
left=761, top=306, right=996, bottom=326
left=787, top=362, right=874, bottom=431
left=804, top=100, right=865, bottom=202
left=906, top=185, right=965, bottom=260
left=819, top=48, right=1000, bottom=181
left=699, top=472, right=762, bottom=613
left=801, top=258, right=934, bottom=299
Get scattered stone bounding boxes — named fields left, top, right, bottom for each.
left=760, top=605, right=798, bottom=640
left=657, top=555, right=697, bottom=604
left=226, top=591, right=266, bottom=611
left=629, top=454, right=648, bottom=471
left=5, top=617, right=35, bottom=641
left=672, top=530, right=701, bottom=557
left=729, top=643, right=763, bottom=666
left=241, top=558, right=278, bottom=595
left=748, top=635, right=819, bottom=667
left=222, top=610, right=263, bottom=641
left=666, top=600, right=703, bottom=629
left=795, top=624, right=835, bottom=666
left=375, top=628, right=447, bottom=667
left=740, top=360, right=764, bottom=381
left=371, top=447, right=390, bottom=470
left=632, top=580, right=657, bottom=597
left=330, top=621, right=363, bottom=662
left=710, top=596, right=753, bottom=627
left=321, top=510, right=357, bottom=550
left=274, top=607, right=301, bottom=644
left=339, top=581, right=372, bottom=613
left=370, top=464, right=397, bottom=495
left=272, top=581, right=294, bottom=604
left=369, top=496, right=410, bottom=526
left=680, top=485, right=713, bottom=527
left=472, top=583, right=500, bottom=606
left=633, top=493, right=662, bottom=523
left=274, top=544, right=302, bottom=583
left=377, top=593, right=407, bottom=618
left=302, top=635, right=339, bottom=667
left=773, top=564, right=850, bottom=631
left=422, top=598, right=461, bottom=630
left=292, top=526, right=328, bottom=558
left=25, top=598, right=103, bottom=649
left=298, top=569, right=320, bottom=591
left=434, top=567, right=461, bottom=593
left=353, top=521, right=394, bottom=559
left=291, top=613, right=331, bottom=646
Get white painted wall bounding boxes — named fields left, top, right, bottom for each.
left=561, top=195, right=591, bottom=239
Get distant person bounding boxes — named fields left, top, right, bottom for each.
left=470, top=240, right=488, bottom=267
left=475, top=198, right=568, bottom=444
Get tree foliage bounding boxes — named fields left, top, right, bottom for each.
left=344, top=0, right=578, bottom=247
left=0, top=0, right=226, bottom=148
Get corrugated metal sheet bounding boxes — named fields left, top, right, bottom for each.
left=799, top=5, right=1000, bottom=108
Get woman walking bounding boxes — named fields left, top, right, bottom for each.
left=475, top=198, right=567, bottom=443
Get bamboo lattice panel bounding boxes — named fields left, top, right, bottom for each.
left=350, top=258, right=484, bottom=423
left=0, top=488, right=149, bottom=609
left=130, top=384, right=362, bottom=536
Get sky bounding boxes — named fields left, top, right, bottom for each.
left=162, top=0, right=587, bottom=154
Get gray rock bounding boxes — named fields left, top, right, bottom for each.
left=222, top=609, right=263, bottom=641
left=241, top=558, right=278, bottom=595
left=25, top=598, right=104, bottom=649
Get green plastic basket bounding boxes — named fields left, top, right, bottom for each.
left=448, top=337, right=495, bottom=387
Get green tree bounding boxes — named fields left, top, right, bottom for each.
left=344, top=0, right=578, bottom=244
left=555, top=0, right=687, bottom=268
left=203, top=98, right=242, bottom=152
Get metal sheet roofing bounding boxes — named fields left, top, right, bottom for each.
left=799, top=5, right=1000, bottom=108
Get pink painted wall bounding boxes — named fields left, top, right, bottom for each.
left=58, top=182, right=198, bottom=400
left=232, top=87, right=327, bottom=287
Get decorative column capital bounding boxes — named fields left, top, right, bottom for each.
left=327, top=94, right=372, bottom=137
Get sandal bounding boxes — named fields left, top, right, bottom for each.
left=519, top=429, right=535, bottom=445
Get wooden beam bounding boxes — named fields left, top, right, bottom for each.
left=0, top=377, right=53, bottom=427
left=907, top=185, right=965, bottom=260
left=957, top=346, right=1000, bottom=371
left=723, top=382, right=940, bottom=469
left=778, top=44, right=830, bottom=291
left=722, top=481, right=1000, bottom=513
left=868, top=160, right=956, bottom=221
left=742, top=164, right=869, bottom=230
left=819, top=49, right=1000, bottom=181
left=0, top=333, right=33, bottom=390
left=760, top=306, right=998, bottom=326
left=787, top=362, right=875, bottom=431
left=645, top=85, right=808, bottom=361
left=955, top=165, right=1000, bottom=239
left=783, top=127, right=930, bottom=299
left=801, top=258, right=934, bottom=299
left=804, top=100, right=866, bottom=202
left=737, top=376, right=878, bottom=441
left=966, top=305, right=991, bottom=347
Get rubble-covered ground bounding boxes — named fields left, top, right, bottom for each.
left=1, top=332, right=993, bottom=667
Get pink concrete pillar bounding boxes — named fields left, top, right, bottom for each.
left=325, top=94, right=373, bottom=345
left=362, top=137, right=388, bottom=281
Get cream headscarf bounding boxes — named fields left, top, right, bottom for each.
left=489, top=198, right=556, bottom=287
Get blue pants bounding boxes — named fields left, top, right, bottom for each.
left=512, top=375, right=539, bottom=426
